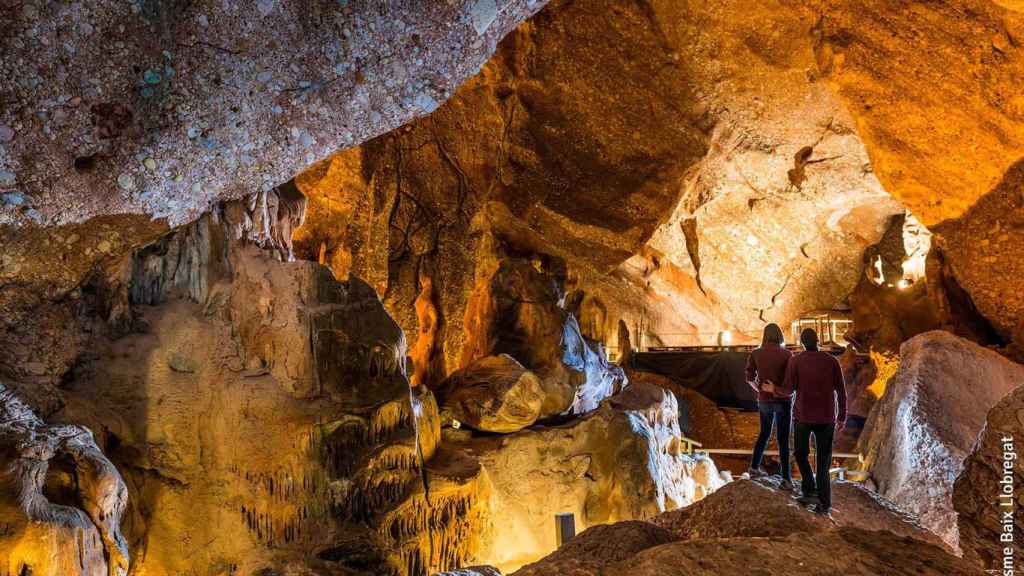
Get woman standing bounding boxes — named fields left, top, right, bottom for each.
left=744, top=323, right=794, bottom=489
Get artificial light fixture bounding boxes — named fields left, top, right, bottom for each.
left=896, top=278, right=910, bottom=290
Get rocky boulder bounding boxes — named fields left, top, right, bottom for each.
left=954, top=385, right=1024, bottom=570
left=652, top=478, right=947, bottom=549
left=512, top=478, right=978, bottom=576
left=600, top=527, right=982, bottom=576
left=510, top=521, right=675, bottom=576
left=859, top=330, right=1024, bottom=551
left=437, top=354, right=544, bottom=433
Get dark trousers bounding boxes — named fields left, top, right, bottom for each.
left=750, top=400, right=791, bottom=480
left=794, top=422, right=835, bottom=508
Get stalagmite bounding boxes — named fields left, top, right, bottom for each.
left=0, top=383, right=129, bottom=576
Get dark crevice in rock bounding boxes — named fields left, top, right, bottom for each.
left=931, top=247, right=1006, bottom=348
left=680, top=217, right=704, bottom=296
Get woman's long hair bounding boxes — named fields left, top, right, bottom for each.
left=761, top=323, right=785, bottom=347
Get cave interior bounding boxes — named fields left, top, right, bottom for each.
left=1, top=0, right=1023, bottom=575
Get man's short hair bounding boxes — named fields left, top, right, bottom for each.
left=800, top=328, right=819, bottom=349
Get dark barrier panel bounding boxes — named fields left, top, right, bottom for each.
left=632, top=350, right=759, bottom=410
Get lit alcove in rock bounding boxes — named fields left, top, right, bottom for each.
left=1, top=0, right=1022, bottom=575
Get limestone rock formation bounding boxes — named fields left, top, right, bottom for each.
left=512, top=478, right=979, bottom=576
left=509, top=521, right=675, bottom=576
left=954, top=385, right=1024, bottom=571
left=599, top=527, right=982, bottom=576
left=455, top=380, right=726, bottom=572
left=859, top=330, right=1024, bottom=551
left=814, top=0, right=1024, bottom=227
left=460, top=257, right=626, bottom=418
left=0, top=0, right=548, bottom=228
left=437, top=354, right=544, bottom=433
left=935, top=160, right=1024, bottom=358
left=0, top=383, right=129, bottom=576
left=652, top=478, right=948, bottom=550
left=49, top=206, right=496, bottom=576
left=282, top=0, right=912, bottom=364
left=562, top=315, right=629, bottom=414
left=625, top=370, right=736, bottom=450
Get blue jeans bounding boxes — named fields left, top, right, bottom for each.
left=750, top=400, right=791, bottom=480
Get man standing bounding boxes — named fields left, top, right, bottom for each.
left=781, top=328, right=847, bottom=514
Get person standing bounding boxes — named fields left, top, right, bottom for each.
left=744, top=323, right=794, bottom=490
left=783, top=327, right=847, bottom=514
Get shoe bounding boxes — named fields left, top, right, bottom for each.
left=747, top=467, right=769, bottom=478
left=797, top=494, right=819, bottom=505
left=811, top=504, right=831, bottom=515
left=779, top=479, right=794, bottom=491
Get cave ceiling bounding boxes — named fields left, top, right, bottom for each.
left=2, top=0, right=1023, bottom=356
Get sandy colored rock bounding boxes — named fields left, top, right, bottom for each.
left=47, top=211, right=501, bottom=576
left=954, top=385, right=1024, bottom=571
left=935, top=160, right=1024, bottom=357
left=513, top=478, right=975, bottom=576
left=0, top=383, right=129, bottom=576
left=859, top=330, right=1024, bottom=551
left=437, top=354, right=544, bottom=433
left=603, top=527, right=982, bottom=576
left=458, top=381, right=726, bottom=573
left=813, top=0, right=1024, bottom=227
left=510, top=521, right=675, bottom=576
left=652, top=478, right=947, bottom=550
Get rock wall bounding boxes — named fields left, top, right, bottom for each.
left=858, top=330, right=1024, bottom=551
left=1, top=193, right=730, bottom=575
left=954, top=385, right=1024, bottom=571
left=48, top=204, right=491, bottom=576
left=935, top=159, right=1024, bottom=359
left=813, top=0, right=1024, bottom=227
left=286, top=0, right=908, bottom=370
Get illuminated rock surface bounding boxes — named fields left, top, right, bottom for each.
left=954, top=385, right=1024, bottom=571
left=511, top=478, right=978, bottom=576
left=455, top=380, right=726, bottom=573
left=0, top=383, right=130, bottom=576
left=935, top=160, right=1024, bottom=358
left=859, top=330, right=1024, bottom=551
left=814, top=0, right=1024, bottom=227
left=437, top=354, right=544, bottom=433
left=2, top=0, right=1024, bottom=573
